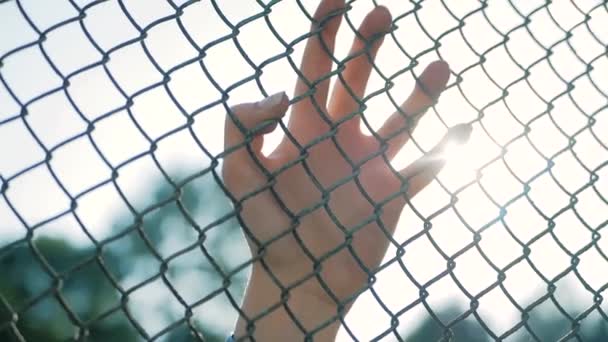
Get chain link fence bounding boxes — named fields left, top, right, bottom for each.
left=1, top=0, right=607, bottom=341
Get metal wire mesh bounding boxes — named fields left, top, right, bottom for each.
left=0, top=0, right=607, bottom=341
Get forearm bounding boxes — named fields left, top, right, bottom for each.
left=234, top=265, right=343, bottom=341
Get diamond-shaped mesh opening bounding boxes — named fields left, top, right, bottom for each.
left=1, top=0, right=607, bottom=341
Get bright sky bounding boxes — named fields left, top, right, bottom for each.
left=1, top=0, right=607, bottom=340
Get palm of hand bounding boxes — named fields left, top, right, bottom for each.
left=223, top=0, right=452, bottom=304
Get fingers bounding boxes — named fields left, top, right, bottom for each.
left=378, top=61, right=451, bottom=160
left=290, top=0, right=345, bottom=136
left=398, top=124, right=472, bottom=196
left=328, top=6, right=392, bottom=136
left=224, top=92, right=289, bottom=163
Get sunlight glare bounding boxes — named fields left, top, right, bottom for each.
left=436, top=124, right=477, bottom=187
left=440, top=140, right=476, bottom=183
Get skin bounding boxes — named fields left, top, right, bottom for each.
left=222, top=0, right=470, bottom=340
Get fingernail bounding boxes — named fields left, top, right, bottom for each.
left=448, top=123, right=473, bottom=144
left=432, top=123, right=472, bottom=155
left=259, top=91, right=287, bottom=109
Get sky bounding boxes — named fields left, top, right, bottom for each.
left=1, top=0, right=607, bottom=340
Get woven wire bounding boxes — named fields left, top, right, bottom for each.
left=0, top=0, right=607, bottom=341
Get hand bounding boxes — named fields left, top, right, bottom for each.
left=222, top=0, right=468, bottom=340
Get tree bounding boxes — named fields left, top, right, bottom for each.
left=404, top=304, right=608, bottom=341
left=0, top=170, right=245, bottom=341
left=2, top=170, right=607, bottom=341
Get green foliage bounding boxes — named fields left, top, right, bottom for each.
left=1, top=172, right=606, bottom=341
left=0, top=236, right=140, bottom=341
left=0, top=172, right=243, bottom=341
left=405, top=306, right=491, bottom=342
left=404, top=305, right=608, bottom=342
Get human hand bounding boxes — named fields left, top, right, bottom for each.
left=222, top=0, right=470, bottom=340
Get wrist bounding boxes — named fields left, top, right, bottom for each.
left=234, top=264, right=343, bottom=341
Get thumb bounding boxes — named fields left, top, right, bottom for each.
left=224, top=92, right=289, bottom=160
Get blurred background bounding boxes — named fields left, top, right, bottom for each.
left=1, top=0, right=607, bottom=340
